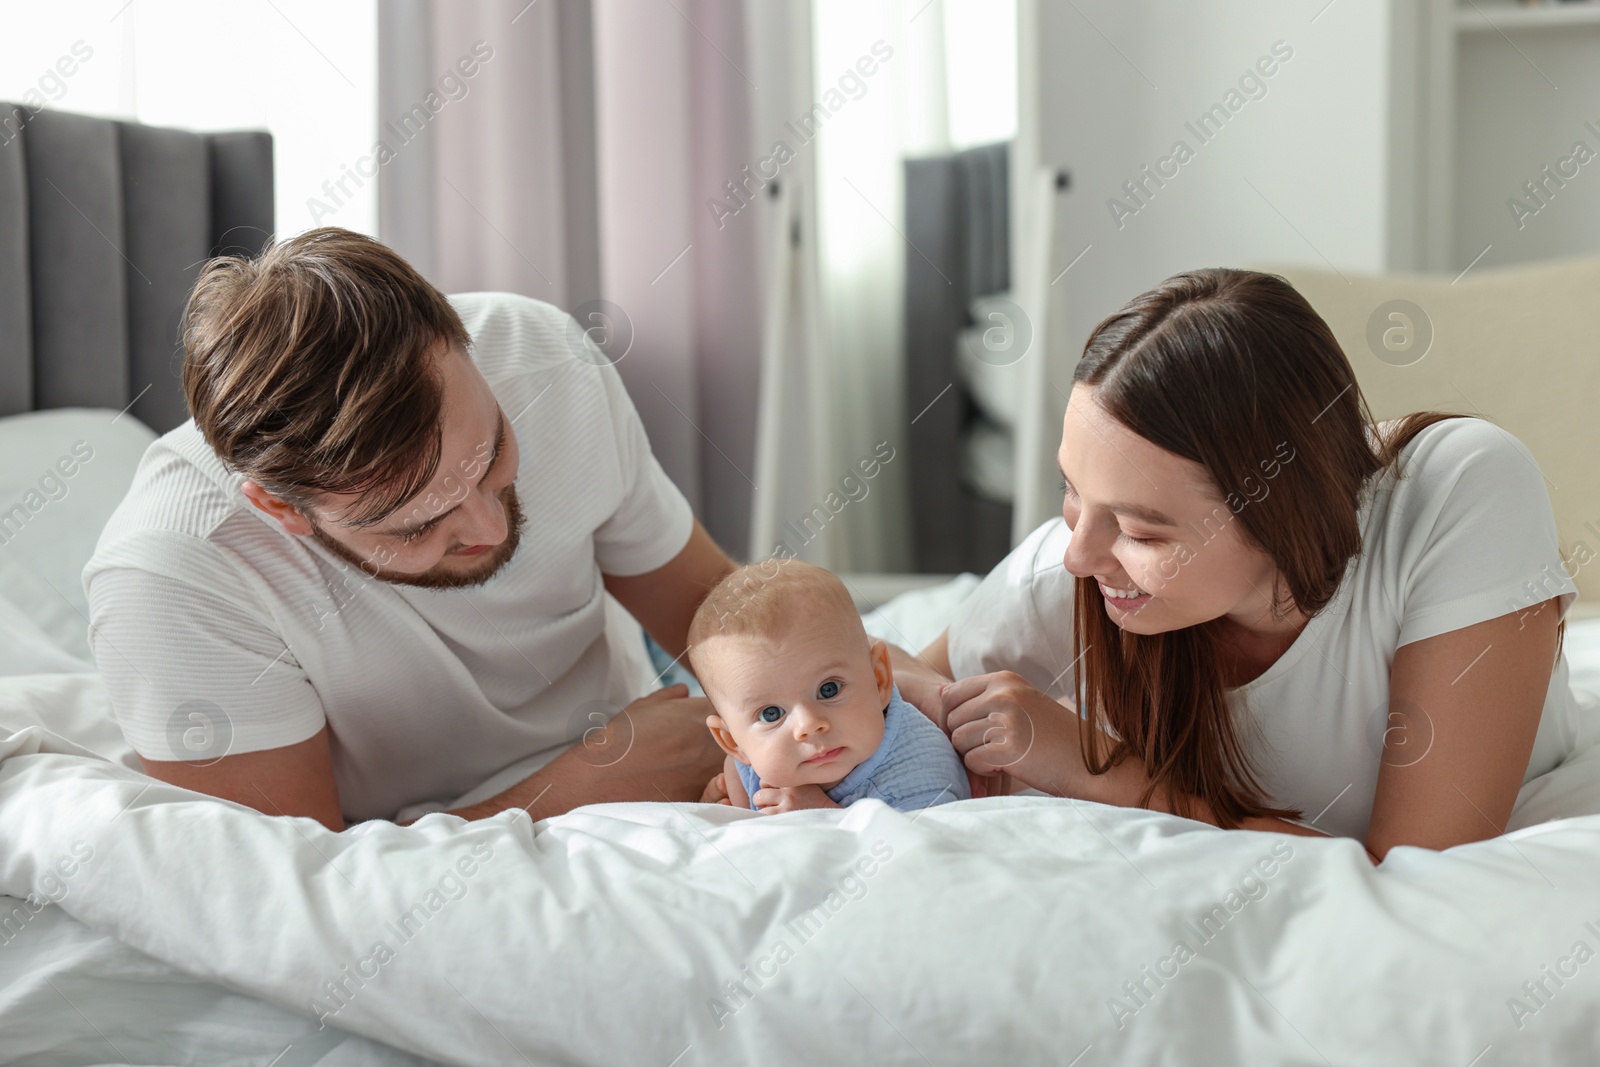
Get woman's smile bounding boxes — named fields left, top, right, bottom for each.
left=1102, top=587, right=1153, bottom=612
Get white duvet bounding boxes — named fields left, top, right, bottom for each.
left=3, top=664, right=1600, bottom=1066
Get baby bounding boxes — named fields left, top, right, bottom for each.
left=687, top=558, right=970, bottom=814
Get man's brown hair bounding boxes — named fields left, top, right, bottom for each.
left=181, top=226, right=471, bottom=527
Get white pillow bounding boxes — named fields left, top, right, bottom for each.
left=955, top=290, right=1028, bottom=430
left=0, top=408, right=159, bottom=661
left=0, top=588, right=93, bottom=676
left=861, top=574, right=981, bottom=656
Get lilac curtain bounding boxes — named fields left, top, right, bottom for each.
left=377, top=0, right=764, bottom=556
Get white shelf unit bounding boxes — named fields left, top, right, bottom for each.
left=1003, top=0, right=1600, bottom=537
left=1455, top=1, right=1600, bottom=32
left=1420, top=0, right=1600, bottom=272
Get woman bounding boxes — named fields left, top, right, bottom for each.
left=894, top=268, right=1586, bottom=864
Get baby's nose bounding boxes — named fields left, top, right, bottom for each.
left=792, top=708, right=829, bottom=736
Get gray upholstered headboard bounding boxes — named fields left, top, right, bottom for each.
left=0, top=105, right=274, bottom=434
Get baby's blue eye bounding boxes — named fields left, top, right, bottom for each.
left=818, top=680, right=840, bottom=699
left=759, top=705, right=784, bottom=723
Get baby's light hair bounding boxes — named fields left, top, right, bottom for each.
left=687, top=558, right=866, bottom=680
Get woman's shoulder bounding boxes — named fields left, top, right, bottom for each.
left=1361, top=415, right=1538, bottom=507
left=1003, top=516, right=1073, bottom=585
left=1371, top=415, right=1555, bottom=548
left=977, top=515, right=1077, bottom=613
left=945, top=517, right=1079, bottom=696
left=1384, top=414, right=1534, bottom=468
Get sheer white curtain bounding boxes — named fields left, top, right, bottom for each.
left=0, top=0, right=379, bottom=238
left=809, top=0, right=1017, bottom=573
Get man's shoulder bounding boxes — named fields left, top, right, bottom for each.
left=84, top=420, right=263, bottom=591
left=451, top=292, right=646, bottom=467
left=447, top=292, right=591, bottom=380
left=104, top=421, right=243, bottom=528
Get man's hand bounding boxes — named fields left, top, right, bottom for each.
left=751, top=783, right=840, bottom=814
left=446, top=683, right=724, bottom=821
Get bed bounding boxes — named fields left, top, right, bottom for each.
left=5, top=109, right=1600, bottom=1066
left=5, top=511, right=1600, bottom=1066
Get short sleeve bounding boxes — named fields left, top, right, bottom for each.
left=946, top=518, right=1079, bottom=699
left=1395, top=420, right=1577, bottom=648
left=587, top=355, right=695, bottom=577
left=86, top=567, right=326, bottom=761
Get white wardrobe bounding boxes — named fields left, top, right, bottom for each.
left=1009, top=0, right=1600, bottom=535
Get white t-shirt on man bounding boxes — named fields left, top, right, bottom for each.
left=947, top=417, right=1592, bottom=841
left=82, top=292, right=693, bottom=821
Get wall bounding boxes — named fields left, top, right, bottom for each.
left=1013, top=0, right=1397, bottom=533
left=1035, top=0, right=1394, bottom=358
left=1453, top=25, right=1600, bottom=270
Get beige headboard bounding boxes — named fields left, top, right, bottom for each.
left=1262, top=256, right=1600, bottom=604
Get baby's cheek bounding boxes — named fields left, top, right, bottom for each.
left=748, top=737, right=792, bottom=779
left=860, top=704, right=888, bottom=750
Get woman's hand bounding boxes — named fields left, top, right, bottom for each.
left=940, top=671, right=1088, bottom=797
left=752, top=783, right=840, bottom=814
left=884, top=636, right=954, bottom=726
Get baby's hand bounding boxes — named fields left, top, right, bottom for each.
left=753, top=783, right=840, bottom=814
left=700, top=772, right=732, bottom=805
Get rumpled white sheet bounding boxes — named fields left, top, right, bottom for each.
left=0, top=673, right=440, bottom=1067
left=4, top=667, right=1600, bottom=1066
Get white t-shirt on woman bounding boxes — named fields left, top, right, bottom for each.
left=947, top=417, right=1591, bottom=841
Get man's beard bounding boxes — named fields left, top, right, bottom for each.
left=307, top=484, right=527, bottom=590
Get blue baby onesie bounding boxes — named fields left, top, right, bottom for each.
left=733, top=685, right=971, bottom=813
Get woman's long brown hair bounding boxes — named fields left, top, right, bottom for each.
left=1066, top=267, right=1566, bottom=829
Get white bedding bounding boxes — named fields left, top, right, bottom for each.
left=4, top=639, right=1600, bottom=1065
left=3, top=405, right=1600, bottom=1064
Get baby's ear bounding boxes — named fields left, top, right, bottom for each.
left=705, top=714, right=745, bottom=761
left=867, top=638, right=894, bottom=705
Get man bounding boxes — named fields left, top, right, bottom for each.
left=83, top=227, right=734, bottom=831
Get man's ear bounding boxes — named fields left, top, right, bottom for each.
left=705, top=714, right=746, bottom=763
left=240, top=480, right=316, bottom=536
left=868, top=638, right=894, bottom=706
